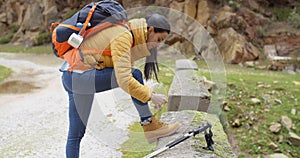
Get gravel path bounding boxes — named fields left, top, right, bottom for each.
left=0, top=53, right=139, bottom=158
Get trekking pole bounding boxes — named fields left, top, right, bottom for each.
left=144, top=122, right=214, bottom=158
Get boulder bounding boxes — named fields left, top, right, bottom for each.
left=216, top=27, right=260, bottom=63
left=155, top=111, right=235, bottom=158
left=184, top=0, right=198, bottom=19
left=22, top=2, right=43, bottom=31
left=196, top=0, right=210, bottom=25
left=288, top=132, right=300, bottom=147
left=265, top=153, right=289, bottom=158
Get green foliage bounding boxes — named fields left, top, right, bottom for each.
left=288, top=8, right=300, bottom=28
left=63, top=9, right=77, bottom=20
left=35, top=31, right=52, bottom=46
left=0, top=23, right=20, bottom=44
left=228, top=1, right=240, bottom=11
left=8, top=24, right=20, bottom=33
left=269, top=7, right=293, bottom=22
left=223, top=64, right=300, bottom=157
left=256, top=26, right=267, bottom=38
left=0, top=33, right=13, bottom=44
left=0, top=44, right=52, bottom=54
left=0, top=65, right=12, bottom=82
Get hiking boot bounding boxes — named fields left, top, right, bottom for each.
left=142, top=115, right=180, bottom=143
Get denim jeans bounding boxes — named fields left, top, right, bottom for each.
left=61, top=68, right=152, bottom=158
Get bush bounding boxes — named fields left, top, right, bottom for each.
left=35, top=31, right=52, bottom=46
left=288, top=8, right=300, bottom=28
left=0, top=33, right=14, bottom=44
left=228, top=0, right=240, bottom=11
left=63, top=9, right=77, bottom=20
left=8, top=24, right=20, bottom=33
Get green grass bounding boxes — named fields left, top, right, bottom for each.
left=222, top=64, right=300, bottom=157
left=122, top=58, right=300, bottom=157
left=0, top=65, right=12, bottom=82
left=0, top=44, right=53, bottom=54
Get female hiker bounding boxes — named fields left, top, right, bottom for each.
left=60, top=13, right=180, bottom=157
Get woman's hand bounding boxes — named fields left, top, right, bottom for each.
left=151, top=93, right=168, bottom=111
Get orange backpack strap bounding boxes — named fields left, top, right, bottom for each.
left=79, top=5, right=97, bottom=36
left=58, top=24, right=81, bottom=31
left=84, top=22, right=114, bottom=39
left=81, top=48, right=112, bottom=57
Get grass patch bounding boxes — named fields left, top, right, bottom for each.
left=0, top=33, right=14, bottom=44
left=222, top=64, right=300, bottom=157
left=0, top=44, right=53, bottom=54
left=0, top=65, right=12, bottom=82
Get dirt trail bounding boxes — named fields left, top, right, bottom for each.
left=0, top=53, right=139, bottom=157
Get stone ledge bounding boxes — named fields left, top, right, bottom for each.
left=167, top=60, right=211, bottom=112
left=176, top=59, right=199, bottom=70
left=154, top=111, right=235, bottom=158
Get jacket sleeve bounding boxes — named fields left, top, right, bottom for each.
left=110, top=30, right=151, bottom=103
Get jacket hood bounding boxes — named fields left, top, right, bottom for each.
left=128, top=18, right=151, bottom=62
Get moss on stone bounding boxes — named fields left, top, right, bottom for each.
left=188, top=110, right=236, bottom=158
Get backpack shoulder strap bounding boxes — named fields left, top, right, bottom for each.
left=84, top=21, right=128, bottom=39
left=79, top=5, right=97, bottom=36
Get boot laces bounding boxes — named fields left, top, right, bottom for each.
left=157, top=120, right=167, bottom=126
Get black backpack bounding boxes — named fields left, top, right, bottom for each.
left=50, top=0, right=128, bottom=58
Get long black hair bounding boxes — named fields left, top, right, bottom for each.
left=144, top=13, right=171, bottom=81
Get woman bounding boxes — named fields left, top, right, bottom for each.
left=61, top=13, right=180, bottom=157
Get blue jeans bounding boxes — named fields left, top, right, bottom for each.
left=62, top=68, right=152, bottom=158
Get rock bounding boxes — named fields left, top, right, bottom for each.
left=223, top=105, right=231, bottom=112
left=251, top=98, right=261, bottom=104
left=293, top=81, right=300, bottom=86
left=167, top=60, right=211, bottom=112
left=280, top=116, right=292, bottom=130
left=291, top=109, right=296, bottom=115
left=269, top=122, right=281, bottom=134
left=243, top=61, right=255, bottom=67
left=288, top=132, right=300, bottom=147
left=274, top=99, right=282, bottom=104
left=268, top=141, right=278, bottom=150
left=203, top=79, right=216, bottom=92
left=277, top=135, right=283, bottom=143
left=265, top=153, right=289, bottom=158
left=215, top=8, right=248, bottom=31
left=216, top=28, right=260, bottom=64
left=42, top=6, right=58, bottom=30
left=0, top=13, right=6, bottom=23
left=175, top=59, right=198, bottom=70
left=232, top=119, right=241, bottom=128
left=196, top=0, right=210, bottom=25
left=22, top=2, right=43, bottom=31
left=184, top=0, right=198, bottom=19
left=122, top=0, right=154, bottom=8
left=264, top=45, right=277, bottom=57
left=156, top=111, right=235, bottom=158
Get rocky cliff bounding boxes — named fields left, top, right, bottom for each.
left=0, top=0, right=299, bottom=64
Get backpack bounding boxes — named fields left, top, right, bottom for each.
left=50, top=0, right=128, bottom=58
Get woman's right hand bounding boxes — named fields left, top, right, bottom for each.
left=151, top=93, right=168, bottom=111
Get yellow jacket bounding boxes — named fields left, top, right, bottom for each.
left=80, top=18, right=151, bottom=103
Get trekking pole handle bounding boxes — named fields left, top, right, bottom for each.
left=166, top=122, right=211, bottom=148
left=166, top=134, right=192, bottom=148
left=193, top=122, right=212, bottom=136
